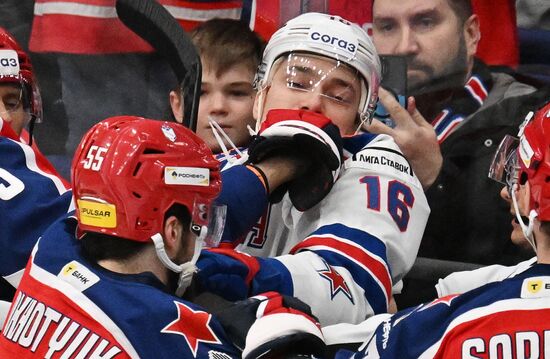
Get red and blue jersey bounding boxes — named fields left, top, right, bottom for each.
left=0, top=215, right=240, bottom=358
left=0, top=120, right=73, bottom=287
left=339, top=263, right=550, bottom=358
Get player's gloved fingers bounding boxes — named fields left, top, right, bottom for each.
left=214, top=297, right=263, bottom=350
left=248, top=109, right=343, bottom=211
left=281, top=295, right=315, bottom=317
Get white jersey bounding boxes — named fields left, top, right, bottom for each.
left=436, top=257, right=537, bottom=297
left=227, top=133, right=430, bottom=325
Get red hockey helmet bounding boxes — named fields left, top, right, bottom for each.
left=72, top=116, right=222, bottom=243
left=0, top=27, right=42, bottom=125
left=516, top=102, right=550, bottom=221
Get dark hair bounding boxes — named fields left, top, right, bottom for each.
left=447, top=0, right=473, bottom=25
left=190, top=18, right=265, bottom=77
left=81, top=204, right=191, bottom=262
left=372, top=0, right=473, bottom=24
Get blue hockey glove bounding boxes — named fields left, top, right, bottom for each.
left=195, top=248, right=260, bottom=301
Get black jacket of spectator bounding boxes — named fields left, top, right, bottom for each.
left=420, top=60, right=550, bottom=266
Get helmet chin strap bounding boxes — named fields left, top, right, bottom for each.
left=151, top=227, right=207, bottom=297
left=511, top=184, right=538, bottom=252
left=253, top=85, right=268, bottom=134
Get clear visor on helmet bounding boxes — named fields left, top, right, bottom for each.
left=0, top=80, right=23, bottom=111
left=268, top=53, right=365, bottom=110
left=190, top=198, right=226, bottom=248
left=0, top=78, right=39, bottom=127
left=488, top=134, right=520, bottom=194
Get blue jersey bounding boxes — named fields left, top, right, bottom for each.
left=0, top=131, right=73, bottom=286
left=0, top=215, right=240, bottom=358
left=338, top=264, right=550, bottom=358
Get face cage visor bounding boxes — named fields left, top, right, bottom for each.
left=189, top=197, right=226, bottom=248
left=488, top=134, right=520, bottom=195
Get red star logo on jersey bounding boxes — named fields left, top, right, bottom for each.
left=418, top=294, right=460, bottom=312
left=318, top=263, right=354, bottom=303
left=161, top=301, right=222, bottom=357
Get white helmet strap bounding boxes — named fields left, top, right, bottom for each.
left=511, top=184, right=538, bottom=252
left=151, top=232, right=203, bottom=296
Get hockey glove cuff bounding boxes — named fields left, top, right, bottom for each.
left=215, top=291, right=326, bottom=359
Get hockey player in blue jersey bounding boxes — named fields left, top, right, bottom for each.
left=313, top=100, right=550, bottom=358
left=193, top=12, right=431, bottom=326
left=0, top=116, right=326, bottom=358
left=0, top=27, right=42, bottom=143
left=0, top=27, right=72, bottom=307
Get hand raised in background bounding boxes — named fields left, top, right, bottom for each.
left=366, top=88, right=442, bottom=190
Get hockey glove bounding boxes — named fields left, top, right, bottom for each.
left=195, top=248, right=260, bottom=301
left=214, top=291, right=326, bottom=359
left=247, top=109, right=343, bottom=211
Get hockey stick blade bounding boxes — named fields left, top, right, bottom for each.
left=115, top=0, right=201, bottom=131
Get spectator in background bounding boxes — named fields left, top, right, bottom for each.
left=170, top=18, right=264, bottom=153
left=369, top=0, right=550, bottom=278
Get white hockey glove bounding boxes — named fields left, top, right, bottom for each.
left=214, top=291, right=326, bottom=359
left=247, top=109, right=343, bottom=211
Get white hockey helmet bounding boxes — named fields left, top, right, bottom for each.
left=255, top=12, right=381, bottom=125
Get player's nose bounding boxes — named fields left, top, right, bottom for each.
left=299, top=93, right=324, bottom=114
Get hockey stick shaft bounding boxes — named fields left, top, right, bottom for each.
left=115, top=0, right=201, bottom=131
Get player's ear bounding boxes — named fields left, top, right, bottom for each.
left=163, top=215, right=184, bottom=256
left=463, top=14, right=481, bottom=59
left=169, top=90, right=184, bottom=124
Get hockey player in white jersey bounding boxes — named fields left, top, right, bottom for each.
left=195, top=12, right=430, bottom=326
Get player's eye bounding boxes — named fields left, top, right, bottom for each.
left=2, top=95, right=21, bottom=111
left=287, top=80, right=308, bottom=90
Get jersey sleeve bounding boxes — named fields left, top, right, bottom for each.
left=246, top=134, right=430, bottom=325
left=0, top=136, right=73, bottom=285
left=216, top=163, right=269, bottom=246
left=435, top=257, right=537, bottom=297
